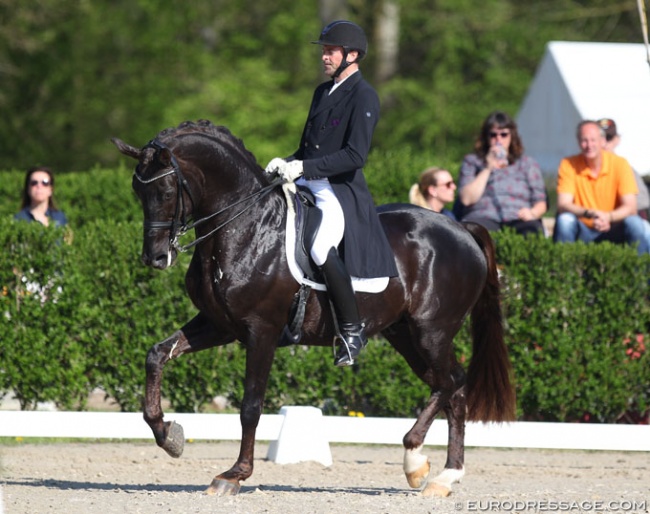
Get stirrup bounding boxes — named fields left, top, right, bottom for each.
left=332, top=324, right=367, bottom=367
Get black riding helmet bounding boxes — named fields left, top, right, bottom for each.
left=312, top=20, right=367, bottom=78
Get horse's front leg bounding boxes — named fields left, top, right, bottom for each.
left=144, top=313, right=234, bottom=457
left=206, top=336, right=277, bottom=496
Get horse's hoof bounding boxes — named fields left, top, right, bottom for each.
left=404, top=447, right=430, bottom=489
left=161, top=421, right=185, bottom=458
left=206, top=478, right=241, bottom=496
left=422, top=482, right=452, bottom=497
left=405, top=463, right=430, bottom=489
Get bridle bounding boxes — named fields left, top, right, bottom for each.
left=134, top=138, right=283, bottom=253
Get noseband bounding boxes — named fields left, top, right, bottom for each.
left=134, top=138, right=282, bottom=253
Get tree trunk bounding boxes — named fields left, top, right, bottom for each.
left=318, top=0, right=348, bottom=25
left=375, top=0, right=399, bottom=83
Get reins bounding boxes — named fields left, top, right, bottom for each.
left=176, top=177, right=283, bottom=251
left=134, top=138, right=283, bottom=253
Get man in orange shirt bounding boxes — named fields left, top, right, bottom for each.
left=554, top=120, right=648, bottom=255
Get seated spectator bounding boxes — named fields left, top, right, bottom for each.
left=409, top=167, right=457, bottom=220
left=554, top=120, right=648, bottom=255
left=14, top=167, right=68, bottom=227
left=457, top=111, right=547, bottom=235
left=597, top=118, right=650, bottom=220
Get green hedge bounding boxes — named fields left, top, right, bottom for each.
left=1, top=219, right=648, bottom=422
left=493, top=232, right=649, bottom=422
left=1, top=165, right=648, bottom=422
left=0, top=148, right=447, bottom=224
left=0, top=167, right=141, bottom=228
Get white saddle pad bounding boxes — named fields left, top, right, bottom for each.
left=282, top=183, right=389, bottom=293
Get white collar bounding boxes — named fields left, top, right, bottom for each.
left=329, top=69, right=358, bottom=95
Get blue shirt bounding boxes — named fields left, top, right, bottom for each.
left=14, top=207, right=68, bottom=227
left=441, top=208, right=457, bottom=221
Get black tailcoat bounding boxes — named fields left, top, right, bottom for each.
left=292, top=72, right=398, bottom=279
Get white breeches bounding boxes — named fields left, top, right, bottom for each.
left=296, top=177, right=345, bottom=266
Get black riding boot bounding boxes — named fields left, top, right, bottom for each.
left=320, top=248, right=368, bottom=367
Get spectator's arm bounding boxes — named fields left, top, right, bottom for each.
left=459, top=167, right=491, bottom=206
left=610, top=193, right=638, bottom=223
left=556, top=192, right=587, bottom=216
left=531, top=200, right=547, bottom=219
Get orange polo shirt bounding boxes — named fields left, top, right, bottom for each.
left=557, top=151, right=638, bottom=228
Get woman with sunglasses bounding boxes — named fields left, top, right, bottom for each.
left=457, top=111, right=546, bottom=235
left=14, top=167, right=68, bottom=227
left=409, top=167, right=457, bottom=220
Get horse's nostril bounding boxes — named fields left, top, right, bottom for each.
left=152, top=254, right=169, bottom=268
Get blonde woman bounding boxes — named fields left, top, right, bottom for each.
left=409, top=167, right=457, bottom=220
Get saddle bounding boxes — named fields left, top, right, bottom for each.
left=293, top=185, right=322, bottom=281
left=279, top=185, right=321, bottom=347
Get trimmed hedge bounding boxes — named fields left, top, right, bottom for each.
left=0, top=167, right=140, bottom=228
left=1, top=219, right=648, bottom=422
left=1, top=165, right=648, bottom=421
left=493, top=232, right=649, bottom=422
left=0, top=148, right=446, bottom=225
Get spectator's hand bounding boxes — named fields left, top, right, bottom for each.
left=517, top=207, right=536, bottom=221
left=592, top=210, right=611, bottom=232
left=487, top=144, right=508, bottom=169
left=277, top=160, right=304, bottom=182
left=265, top=157, right=286, bottom=175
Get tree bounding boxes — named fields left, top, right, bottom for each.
left=0, top=0, right=644, bottom=172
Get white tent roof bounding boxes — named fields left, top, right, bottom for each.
left=516, top=41, right=650, bottom=176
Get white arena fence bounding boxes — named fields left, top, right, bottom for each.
left=0, top=406, right=648, bottom=466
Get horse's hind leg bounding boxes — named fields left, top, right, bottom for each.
left=386, top=321, right=465, bottom=496
left=421, top=363, right=467, bottom=497
left=144, top=313, right=234, bottom=458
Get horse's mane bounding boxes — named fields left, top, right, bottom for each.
left=157, top=120, right=261, bottom=170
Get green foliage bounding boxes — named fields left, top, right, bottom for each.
left=0, top=147, right=450, bottom=223
left=0, top=221, right=88, bottom=409
left=0, top=1, right=644, bottom=171
left=1, top=211, right=647, bottom=421
left=493, top=230, right=650, bottom=422
left=2, top=0, right=646, bottom=423
left=0, top=218, right=196, bottom=411
left=0, top=168, right=141, bottom=227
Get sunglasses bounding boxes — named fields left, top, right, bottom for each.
left=30, top=179, right=51, bottom=187
left=437, top=180, right=455, bottom=189
left=489, top=131, right=511, bottom=138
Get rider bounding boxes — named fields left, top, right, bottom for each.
left=266, top=20, right=398, bottom=367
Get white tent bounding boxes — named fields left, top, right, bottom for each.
left=516, top=41, right=650, bottom=177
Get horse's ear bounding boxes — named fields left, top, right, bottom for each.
left=111, top=137, right=142, bottom=160
left=159, top=148, right=173, bottom=167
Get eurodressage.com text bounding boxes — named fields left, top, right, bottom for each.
left=459, top=499, right=647, bottom=512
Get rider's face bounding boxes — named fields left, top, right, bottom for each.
left=321, top=45, right=358, bottom=78
left=321, top=45, right=344, bottom=77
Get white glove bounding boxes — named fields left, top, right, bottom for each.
left=265, top=157, right=286, bottom=175
left=277, top=160, right=304, bottom=182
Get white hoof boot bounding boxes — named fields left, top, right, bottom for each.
left=403, top=445, right=430, bottom=489
left=422, top=466, right=465, bottom=497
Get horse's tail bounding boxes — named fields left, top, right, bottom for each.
left=462, top=222, right=516, bottom=423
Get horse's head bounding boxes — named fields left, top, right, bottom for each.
left=113, top=120, right=279, bottom=271
left=112, top=136, right=195, bottom=269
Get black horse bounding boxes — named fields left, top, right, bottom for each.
left=112, top=120, right=515, bottom=498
